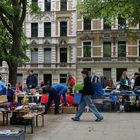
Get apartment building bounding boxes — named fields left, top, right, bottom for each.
left=16, top=0, right=140, bottom=85
left=18, top=0, right=77, bottom=85
left=77, top=16, right=140, bottom=83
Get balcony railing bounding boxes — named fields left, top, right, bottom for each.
left=22, top=62, right=76, bottom=68
left=77, top=57, right=138, bottom=62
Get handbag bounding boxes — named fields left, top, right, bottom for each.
left=74, top=93, right=82, bottom=104
left=91, top=83, right=105, bottom=99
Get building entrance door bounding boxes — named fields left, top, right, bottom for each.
left=43, top=74, right=52, bottom=86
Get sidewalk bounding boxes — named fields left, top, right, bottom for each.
left=25, top=112, right=140, bottom=140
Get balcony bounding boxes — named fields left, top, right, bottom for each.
left=22, top=62, right=76, bottom=68
left=77, top=57, right=138, bottom=62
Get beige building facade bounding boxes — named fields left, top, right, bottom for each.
left=18, top=0, right=77, bottom=85
left=16, top=0, right=140, bottom=86
left=77, top=16, right=140, bottom=84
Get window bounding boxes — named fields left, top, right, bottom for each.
left=31, top=48, right=38, bottom=63
left=60, top=74, right=67, bottom=84
left=103, top=68, right=111, bottom=79
left=44, top=22, right=51, bottom=37
left=103, top=18, right=111, bottom=29
left=44, top=48, right=51, bottom=63
left=60, top=21, right=67, bottom=36
left=84, top=18, right=91, bottom=30
left=118, top=41, right=126, bottom=57
left=44, top=74, right=52, bottom=85
left=118, top=16, right=126, bottom=29
left=83, top=42, right=91, bottom=57
left=103, top=42, right=111, bottom=57
left=31, top=23, right=38, bottom=37
left=61, top=0, right=67, bottom=11
left=45, top=0, right=51, bottom=11
left=116, top=68, right=127, bottom=81
left=60, top=48, right=67, bottom=62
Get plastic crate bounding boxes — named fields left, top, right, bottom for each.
left=0, top=130, right=25, bottom=140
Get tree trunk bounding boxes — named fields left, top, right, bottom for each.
left=8, top=61, right=18, bottom=87
left=8, top=26, right=22, bottom=87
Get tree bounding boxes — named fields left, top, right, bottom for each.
left=77, top=0, right=140, bottom=26
left=0, top=0, right=41, bottom=86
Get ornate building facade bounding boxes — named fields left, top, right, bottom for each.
left=76, top=16, right=140, bottom=83
left=18, top=0, right=77, bottom=85
left=16, top=0, right=140, bottom=85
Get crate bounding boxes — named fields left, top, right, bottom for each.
left=62, top=106, right=77, bottom=114
left=47, top=106, right=62, bottom=114
left=0, top=130, right=25, bottom=140
left=47, top=107, right=55, bottom=114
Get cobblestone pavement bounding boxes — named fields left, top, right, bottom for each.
left=26, top=112, right=140, bottom=140
left=1, top=112, right=140, bottom=140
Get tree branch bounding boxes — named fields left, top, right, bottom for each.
left=0, top=14, right=14, bottom=35
left=19, top=0, right=27, bottom=25
left=0, top=6, right=13, bottom=22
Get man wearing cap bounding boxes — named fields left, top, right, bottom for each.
left=72, top=70, right=103, bottom=122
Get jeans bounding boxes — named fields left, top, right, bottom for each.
left=75, top=95, right=103, bottom=119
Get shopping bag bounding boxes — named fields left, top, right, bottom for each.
left=74, top=93, right=82, bottom=104
left=91, top=83, right=105, bottom=99
left=74, top=83, right=84, bottom=92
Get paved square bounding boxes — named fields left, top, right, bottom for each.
left=24, top=112, right=140, bottom=140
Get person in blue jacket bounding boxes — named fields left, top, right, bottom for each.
left=0, top=76, right=6, bottom=95
left=52, top=84, right=68, bottom=105
left=43, top=84, right=68, bottom=114
left=6, top=83, right=15, bottom=102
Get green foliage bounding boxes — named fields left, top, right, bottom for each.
left=0, top=22, right=29, bottom=63
left=0, top=0, right=42, bottom=85
left=0, top=0, right=42, bottom=64
left=77, top=0, right=140, bottom=26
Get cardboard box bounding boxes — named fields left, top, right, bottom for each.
left=62, top=106, right=77, bottom=114
left=0, top=95, right=7, bottom=104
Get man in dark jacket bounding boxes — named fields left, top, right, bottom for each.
left=72, top=70, right=103, bottom=122
left=26, top=69, right=38, bottom=103
left=26, top=69, right=38, bottom=90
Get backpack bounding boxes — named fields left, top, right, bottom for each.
left=91, top=75, right=104, bottom=99
left=69, top=77, right=76, bottom=87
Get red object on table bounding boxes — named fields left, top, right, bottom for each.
left=41, top=95, right=48, bottom=104
left=61, top=95, right=77, bottom=105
